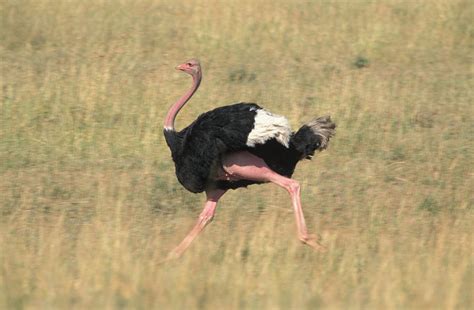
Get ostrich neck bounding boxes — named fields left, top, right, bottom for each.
left=164, top=72, right=202, bottom=131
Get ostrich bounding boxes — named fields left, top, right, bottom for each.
left=163, top=59, right=335, bottom=259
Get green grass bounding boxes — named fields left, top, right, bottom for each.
left=1, top=0, right=473, bottom=308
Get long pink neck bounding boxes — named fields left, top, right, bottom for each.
left=164, top=72, right=202, bottom=131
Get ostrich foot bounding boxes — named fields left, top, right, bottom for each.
left=158, top=246, right=189, bottom=264
left=299, top=234, right=327, bottom=252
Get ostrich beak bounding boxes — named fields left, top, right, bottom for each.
left=175, top=64, right=186, bottom=71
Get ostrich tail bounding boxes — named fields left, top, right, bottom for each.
left=290, top=116, right=336, bottom=159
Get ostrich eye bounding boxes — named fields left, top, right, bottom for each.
left=187, top=62, right=193, bottom=67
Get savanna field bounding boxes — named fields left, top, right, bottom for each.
left=1, top=0, right=473, bottom=308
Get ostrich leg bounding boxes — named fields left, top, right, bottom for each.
left=221, top=151, right=324, bottom=250
left=166, top=189, right=226, bottom=260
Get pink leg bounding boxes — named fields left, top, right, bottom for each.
left=166, top=189, right=226, bottom=260
left=222, top=151, right=324, bottom=250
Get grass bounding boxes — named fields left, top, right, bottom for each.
left=1, top=0, right=473, bottom=308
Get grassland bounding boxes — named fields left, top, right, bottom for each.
left=1, top=0, right=473, bottom=308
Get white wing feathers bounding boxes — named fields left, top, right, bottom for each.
left=246, top=109, right=292, bottom=148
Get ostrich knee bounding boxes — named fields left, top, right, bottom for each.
left=280, top=179, right=300, bottom=196
left=197, top=204, right=217, bottom=226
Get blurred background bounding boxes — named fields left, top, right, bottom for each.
left=1, top=0, right=472, bottom=308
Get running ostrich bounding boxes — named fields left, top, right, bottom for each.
left=164, top=59, right=335, bottom=259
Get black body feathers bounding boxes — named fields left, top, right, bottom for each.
left=164, top=103, right=336, bottom=193
left=164, top=103, right=260, bottom=193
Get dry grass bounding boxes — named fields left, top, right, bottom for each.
left=1, top=0, right=473, bottom=308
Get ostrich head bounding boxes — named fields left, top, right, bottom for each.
left=176, top=59, right=201, bottom=78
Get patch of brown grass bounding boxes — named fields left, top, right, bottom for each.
left=1, top=0, right=472, bottom=308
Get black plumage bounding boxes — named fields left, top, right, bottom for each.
left=164, top=102, right=335, bottom=193
left=164, top=102, right=260, bottom=193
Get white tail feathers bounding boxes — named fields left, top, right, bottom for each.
left=305, top=116, right=336, bottom=151
left=291, top=116, right=336, bottom=159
